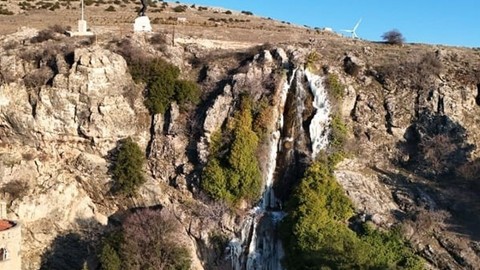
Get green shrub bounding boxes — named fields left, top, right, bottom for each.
left=325, top=73, right=344, bottom=101
left=252, top=97, right=273, bottom=139
left=281, top=135, right=423, bottom=270
left=328, top=113, right=348, bottom=166
left=128, top=57, right=200, bottom=114
left=174, top=79, right=201, bottom=106
left=306, top=51, right=319, bottom=69
left=202, top=159, right=231, bottom=201
left=281, top=160, right=357, bottom=269
left=202, top=96, right=262, bottom=204
left=99, top=243, right=121, bottom=270
left=281, top=159, right=423, bottom=269
left=359, top=224, right=423, bottom=269
left=111, top=137, right=145, bottom=196
left=131, top=58, right=178, bottom=114
left=105, top=5, right=115, bottom=11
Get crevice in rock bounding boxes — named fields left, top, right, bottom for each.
left=414, top=88, right=421, bottom=119
left=383, top=97, right=393, bottom=135
left=350, top=94, right=360, bottom=122
left=76, top=125, right=90, bottom=140
left=427, top=90, right=434, bottom=101
left=437, top=96, right=444, bottom=115
left=146, top=114, right=155, bottom=157
left=163, top=106, right=172, bottom=134
left=64, top=51, right=75, bottom=69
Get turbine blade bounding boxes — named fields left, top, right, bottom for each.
left=353, top=18, right=362, bottom=31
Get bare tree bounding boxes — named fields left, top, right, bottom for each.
left=121, top=209, right=191, bottom=270
left=382, top=29, right=405, bottom=45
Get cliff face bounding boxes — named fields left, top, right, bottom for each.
left=1, top=27, right=480, bottom=270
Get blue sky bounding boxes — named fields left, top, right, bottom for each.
left=168, top=0, right=480, bottom=48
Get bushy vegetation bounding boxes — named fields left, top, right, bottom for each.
left=281, top=105, right=422, bottom=269
left=382, top=29, right=405, bottom=45
left=111, top=137, right=145, bottom=196
left=325, top=74, right=344, bottom=101
left=174, top=79, right=201, bottom=105
left=31, top=29, right=57, bottom=43
left=305, top=51, right=319, bottom=70
left=201, top=96, right=262, bottom=204
left=327, top=113, right=348, bottom=166
left=399, top=112, right=471, bottom=179
left=98, top=209, right=191, bottom=270
left=128, top=57, right=200, bottom=114
left=172, top=5, right=187, bottom=12
left=252, top=97, right=273, bottom=139
left=281, top=158, right=423, bottom=269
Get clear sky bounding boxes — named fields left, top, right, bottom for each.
left=168, top=0, right=480, bottom=48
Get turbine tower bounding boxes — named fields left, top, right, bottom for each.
left=341, top=18, right=362, bottom=39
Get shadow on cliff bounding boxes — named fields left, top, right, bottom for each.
left=388, top=111, right=480, bottom=240
left=39, top=232, right=92, bottom=270
left=39, top=217, right=105, bottom=270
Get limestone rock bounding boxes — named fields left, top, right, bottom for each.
left=334, top=159, right=398, bottom=225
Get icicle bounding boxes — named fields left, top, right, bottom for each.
left=305, top=69, right=331, bottom=158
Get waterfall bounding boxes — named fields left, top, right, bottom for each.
left=305, top=69, right=331, bottom=159
left=228, top=68, right=296, bottom=270
left=227, top=67, right=331, bottom=270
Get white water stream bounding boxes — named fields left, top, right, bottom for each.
left=228, top=67, right=331, bottom=270
left=305, top=70, right=331, bottom=159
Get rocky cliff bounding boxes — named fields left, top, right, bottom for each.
left=1, top=25, right=480, bottom=270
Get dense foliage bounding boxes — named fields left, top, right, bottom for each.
left=111, top=137, right=146, bottom=196
left=99, top=209, right=191, bottom=270
left=202, top=96, right=262, bottom=204
left=281, top=95, right=422, bottom=269
left=129, top=58, right=200, bottom=114
left=281, top=158, right=423, bottom=269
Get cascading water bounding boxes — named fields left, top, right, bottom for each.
left=228, top=68, right=296, bottom=270
left=305, top=70, right=331, bottom=159
left=228, top=66, right=331, bottom=270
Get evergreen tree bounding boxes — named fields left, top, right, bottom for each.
left=111, top=137, right=145, bottom=196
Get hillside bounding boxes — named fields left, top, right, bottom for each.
left=1, top=1, right=480, bottom=270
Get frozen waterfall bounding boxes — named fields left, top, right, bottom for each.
left=305, top=70, right=331, bottom=159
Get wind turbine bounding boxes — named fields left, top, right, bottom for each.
left=341, top=18, right=362, bottom=39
